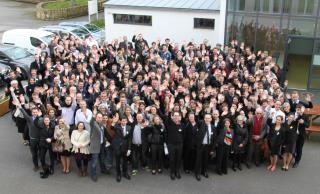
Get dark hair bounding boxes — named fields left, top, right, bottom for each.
left=76, top=122, right=86, bottom=130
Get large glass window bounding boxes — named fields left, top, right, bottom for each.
left=289, top=18, right=316, bottom=37
left=194, top=18, right=215, bottom=29
left=228, top=0, right=235, bottom=11
left=256, top=15, right=281, bottom=53
left=236, top=0, right=246, bottom=11
left=273, top=0, right=281, bottom=13
left=113, top=14, right=152, bottom=26
left=262, top=0, right=269, bottom=12
left=283, top=0, right=292, bottom=13
left=233, top=14, right=257, bottom=47
left=317, top=20, right=320, bottom=37
left=226, top=13, right=235, bottom=43
left=298, top=0, right=317, bottom=15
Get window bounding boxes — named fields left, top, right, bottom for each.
left=30, top=37, right=42, bottom=47
left=113, top=14, right=152, bottom=26
left=236, top=0, right=246, bottom=11
left=262, top=0, right=269, bottom=12
left=298, top=0, right=315, bottom=15
left=283, top=0, right=292, bottom=13
left=289, top=17, right=316, bottom=37
left=194, top=18, right=215, bottom=29
left=273, top=0, right=280, bottom=12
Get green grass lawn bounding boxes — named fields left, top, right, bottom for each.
left=44, top=0, right=88, bottom=10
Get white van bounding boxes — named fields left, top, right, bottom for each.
left=1, top=29, right=54, bottom=54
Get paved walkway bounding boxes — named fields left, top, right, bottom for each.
left=0, top=113, right=320, bottom=194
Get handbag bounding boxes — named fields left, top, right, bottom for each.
left=52, top=140, right=64, bottom=152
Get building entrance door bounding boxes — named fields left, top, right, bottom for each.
left=284, top=36, right=313, bottom=90
left=308, top=39, right=320, bottom=90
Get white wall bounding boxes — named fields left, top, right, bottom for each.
left=104, top=6, right=224, bottom=46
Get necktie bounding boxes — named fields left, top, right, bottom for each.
left=207, top=125, right=210, bottom=144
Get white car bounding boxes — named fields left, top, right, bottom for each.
left=59, top=21, right=105, bottom=42
left=39, top=25, right=90, bottom=40
left=1, top=29, right=54, bottom=54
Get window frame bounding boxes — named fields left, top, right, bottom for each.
left=194, top=18, right=215, bottom=30
left=113, top=14, right=152, bottom=26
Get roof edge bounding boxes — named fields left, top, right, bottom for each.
left=103, top=3, right=220, bottom=12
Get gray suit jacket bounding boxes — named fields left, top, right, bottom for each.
left=89, top=118, right=105, bottom=154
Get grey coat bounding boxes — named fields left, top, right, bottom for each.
left=89, top=118, right=105, bottom=154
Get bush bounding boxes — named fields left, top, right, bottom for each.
left=91, top=19, right=105, bottom=28
left=43, top=0, right=88, bottom=10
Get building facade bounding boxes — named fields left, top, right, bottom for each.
left=104, top=0, right=226, bottom=46
left=225, top=0, right=320, bottom=90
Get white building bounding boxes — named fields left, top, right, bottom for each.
left=104, top=0, right=226, bottom=45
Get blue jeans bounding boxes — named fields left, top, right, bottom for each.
left=90, top=153, right=99, bottom=177
left=90, top=145, right=107, bottom=177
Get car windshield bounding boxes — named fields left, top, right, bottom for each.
left=84, top=24, right=101, bottom=33
left=3, top=47, right=32, bottom=60
left=71, top=28, right=89, bottom=39
left=41, top=35, right=54, bottom=45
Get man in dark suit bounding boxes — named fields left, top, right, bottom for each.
left=194, top=114, right=216, bottom=181
left=30, top=54, right=45, bottom=75
left=162, top=111, right=184, bottom=180
left=112, top=116, right=132, bottom=182
left=293, top=104, right=310, bottom=168
left=119, top=36, right=133, bottom=55
left=183, top=113, right=198, bottom=174
left=288, top=91, right=313, bottom=113
left=16, top=103, right=41, bottom=172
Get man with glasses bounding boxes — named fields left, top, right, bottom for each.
left=247, top=107, right=269, bottom=167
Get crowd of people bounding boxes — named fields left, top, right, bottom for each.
left=1, top=32, right=313, bottom=182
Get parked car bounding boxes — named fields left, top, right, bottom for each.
left=2, top=29, right=54, bottom=55
left=0, top=44, right=34, bottom=78
left=0, top=62, right=11, bottom=87
left=39, top=25, right=90, bottom=40
left=59, top=21, right=105, bottom=42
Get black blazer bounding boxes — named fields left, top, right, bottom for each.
left=183, top=122, right=199, bottom=149
left=112, top=124, right=132, bottom=154
left=289, top=99, right=313, bottom=112
left=35, top=118, right=55, bottom=148
left=195, top=121, right=217, bottom=150
left=295, top=113, right=310, bottom=139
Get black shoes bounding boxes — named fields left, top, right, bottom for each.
left=40, top=168, right=49, bottom=179
left=170, top=173, right=175, bottom=180
left=116, top=174, right=121, bottom=182
left=175, top=172, right=181, bottom=179
left=292, top=162, right=299, bottom=168
left=123, top=173, right=131, bottom=180
left=91, top=175, right=98, bottom=182
left=202, top=172, right=209, bottom=178
left=117, top=173, right=130, bottom=182
left=195, top=174, right=201, bottom=181
left=238, top=165, right=242, bottom=171
left=49, top=166, right=54, bottom=175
